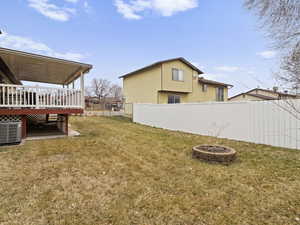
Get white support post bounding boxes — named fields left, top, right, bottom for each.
left=80, top=72, right=85, bottom=109
left=36, top=86, right=39, bottom=109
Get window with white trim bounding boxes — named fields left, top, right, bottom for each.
left=172, top=68, right=184, bottom=81
left=168, top=95, right=181, bottom=104
left=202, top=84, right=208, bottom=92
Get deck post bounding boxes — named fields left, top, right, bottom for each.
left=57, top=114, right=69, bottom=135
left=80, top=72, right=85, bottom=109
left=21, top=115, right=27, bottom=139
left=65, top=114, right=69, bottom=135
left=36, top=85, right=39, bottom=109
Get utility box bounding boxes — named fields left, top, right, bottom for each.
left=0, top=122, right=22, bottom=145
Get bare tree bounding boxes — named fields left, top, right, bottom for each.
left=109, top=84, right=123, bottom=99
left=245, top=0, right=300, bottom=90
left=90, top=78, right=111, bottom=100
left=85, top=86, right=93, bottom=98
left=279, top=44, right=300, bottom=90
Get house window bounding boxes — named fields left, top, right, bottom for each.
left=216, top=87, right=224, bottom=101
left=172, top=69, right=184, bottom=81
left=168, top=95, right=181, bottom=104
left=202, top=84, right=208, bottom=92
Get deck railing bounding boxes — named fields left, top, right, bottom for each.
left=0, top=84, right=83, bottom=109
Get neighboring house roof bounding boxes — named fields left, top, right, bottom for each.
left=0, top=47, right=93, bottom=85
left=246, top=93, right=278, bottom=100
left=198, top=77, right=233, bottom=88
left=229, top=93, right=277, bottom=101
left=249, top=88, right=297, bottom=98
left=119, top=57, right=204, bottom=78
left=228, top=88, right=297, bottom=100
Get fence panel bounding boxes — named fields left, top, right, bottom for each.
left=133, top=100, right=300, bottom=150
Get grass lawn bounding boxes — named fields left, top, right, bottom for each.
left=0, top=116, right=299, bottom=225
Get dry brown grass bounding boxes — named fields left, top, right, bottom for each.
left=0, top=116, right=299, bottom=225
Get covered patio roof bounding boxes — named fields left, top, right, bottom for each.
left=0, top=47, right=92, bottom=85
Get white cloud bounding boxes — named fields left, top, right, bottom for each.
left=64, top=0, right=79, bottom=3
left=257, top=50, right=277, bottom=59
left=203, top=73, right=226, bottom=81
left=152, top=0, right=198, bottom=16
left=27, top=0, right=77, bottom=21
left=114, top=0, right=198, bottom=19
left=114, top=0, right=145, bottom=19
left=0, top=32, right=85, bottom=61
left=215, top=66, right=240, bottom=72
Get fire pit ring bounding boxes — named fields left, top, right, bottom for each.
left=192, top=145, right=236, bottom=163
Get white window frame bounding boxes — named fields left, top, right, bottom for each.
left=172, top=68, right=184, bottom=81
left=168, top=95, right=181, bottom=104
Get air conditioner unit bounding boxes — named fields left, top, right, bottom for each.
left=0, top=122, right=22, bottom=145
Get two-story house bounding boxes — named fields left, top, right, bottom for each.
left=119, top=58, right=233, bottom=115
left=228, top=88, right=297, bottom=101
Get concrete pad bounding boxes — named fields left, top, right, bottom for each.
left=26, top=128, right=80, bottom=140
left=26, top=135, right=67, bottom=141
left=69, top=129, right=80, bottom=137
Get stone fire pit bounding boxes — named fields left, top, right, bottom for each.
left=192, top=145, right=236, bottom=163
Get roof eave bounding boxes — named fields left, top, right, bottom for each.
left=198, top=78, right=233, bottom=88
left=0, top=47, right=93, bottom=69
left=0, top=47, right=93, bottom=85
left=119, top=57, right=204, bottom=79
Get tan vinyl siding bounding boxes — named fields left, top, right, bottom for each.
left=123, top=66, right=161, bottom=114
left=161, top=60, right=193, bottom=93
left=188, top=76, right=229, bottom=102
left=122, top=59, right=229, bottom=114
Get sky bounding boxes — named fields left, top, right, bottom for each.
left=0, top=0, right=281, bottom=96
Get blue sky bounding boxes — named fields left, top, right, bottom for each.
left=0, top=0, right=280, bottom=96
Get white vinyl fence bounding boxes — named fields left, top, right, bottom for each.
left=133, top=100, right=300, bottom=150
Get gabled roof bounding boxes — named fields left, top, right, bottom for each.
left=228, top=92, right=277, bottom=101
left=0, top=47, right=93, bottom=85
left=247, top=93, right=278, bottom=100
left=198, top=77, right=233, bottom=88
left=119, top=57, right=203, bottom=78
left=249, top=88, right=297, bottom=97
left=228, top=88, right=297, bottom=100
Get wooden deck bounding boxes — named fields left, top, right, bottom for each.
left=0, top=108, right=83, bottom=115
